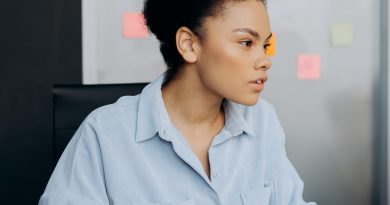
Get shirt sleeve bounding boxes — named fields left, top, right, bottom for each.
left=270, top=105, right=318, bottom=205
left=39, top=116, right=109, bottom=205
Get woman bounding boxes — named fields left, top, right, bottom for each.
left=39, top=0, right=317, bottom=204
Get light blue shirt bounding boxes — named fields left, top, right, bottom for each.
left=39, top=71, right=317, bottom=205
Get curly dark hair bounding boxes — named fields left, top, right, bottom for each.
left=143, top=0, right=266, bottom=87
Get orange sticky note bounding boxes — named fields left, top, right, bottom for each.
left=297, top=54, right=321, bottom=80
left=266, top=32, right=276, bottom=56
left=123, top=12, right=148, bottom=38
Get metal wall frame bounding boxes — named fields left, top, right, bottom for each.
left=82, top=0, right=98, bottom=84
left=386, top=0, right=390, bottom=204
left=384, top=0, right=389, bottom=204
left=375, top=0, right=389, bottom=204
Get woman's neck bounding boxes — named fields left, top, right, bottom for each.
left=161, top=67, right=224, bottom=128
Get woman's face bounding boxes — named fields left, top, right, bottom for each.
left=196, top=0, right=272, bottom=106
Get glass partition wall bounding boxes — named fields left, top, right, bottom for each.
left=82, top=0, right=389, bottom=204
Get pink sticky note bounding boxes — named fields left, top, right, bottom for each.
left=123, top=12, right=148, bottom=38
left=297, top=54, right=321, bottom=80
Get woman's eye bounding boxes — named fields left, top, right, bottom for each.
left=263, top=43, right=271, bottom=51
left=240, top=40, right=253, bottom=47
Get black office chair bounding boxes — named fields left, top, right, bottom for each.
left=52, top=83, right=148, bottom=166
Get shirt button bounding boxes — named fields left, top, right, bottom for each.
left=213, top=172, right=219, bottom=179
left=163, top=128, right=166, bottom=135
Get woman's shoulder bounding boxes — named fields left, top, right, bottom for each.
left=87, top=95, right=139, bottom=119
left=80, top=95, right=141, bottom=136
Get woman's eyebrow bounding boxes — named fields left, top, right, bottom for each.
left=232, top=28, right=273, bottom=41
left=265, top=32, right=273, bottom=41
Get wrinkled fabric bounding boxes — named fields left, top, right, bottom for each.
left=39, top=71, right=317, bottom=205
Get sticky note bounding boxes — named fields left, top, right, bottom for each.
left=297, top=54, right=321, bottom=80
left=266, top=32, right=276, bottom=56
left=331, top=23, right=353, bottom=46
left=123, top=12, right=148, bottom=38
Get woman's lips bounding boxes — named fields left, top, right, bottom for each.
left=249, top=81, right=265, bottom=92
left=249, top=76, right=267, bottom=91
left=250, top=77, right=267, bottom=84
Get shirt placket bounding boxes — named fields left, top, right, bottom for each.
left=160, top=125, right=216, bottom=189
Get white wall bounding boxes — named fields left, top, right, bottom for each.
left=82, top=0, right=165, bottom=84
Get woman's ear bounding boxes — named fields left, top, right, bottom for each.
left=175, top=27, right=200, bottom=63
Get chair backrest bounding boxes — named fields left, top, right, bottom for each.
left=52, top=83, right=148, bottom=165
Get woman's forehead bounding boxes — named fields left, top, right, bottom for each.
left=203, top=1, right=270, bottom=35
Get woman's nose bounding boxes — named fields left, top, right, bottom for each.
left=254, top=55, right=272, bottom=71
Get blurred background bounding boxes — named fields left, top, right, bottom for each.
left=1, top=0, right=389, bottom=204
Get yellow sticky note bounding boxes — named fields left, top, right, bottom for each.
left=331, top=23, right=353, bottom=46
left=297, top=54, right=321, bottom=80
left=266, top=32, right=276, bottom=56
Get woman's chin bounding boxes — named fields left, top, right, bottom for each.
left=230, top=94, right=261, bottom=106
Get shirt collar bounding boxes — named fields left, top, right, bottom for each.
left=222, top=99, right=256, bottom=138
left=135, top=71, right=167, bottom=143
left=135, top=71, right=256, bottom=143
